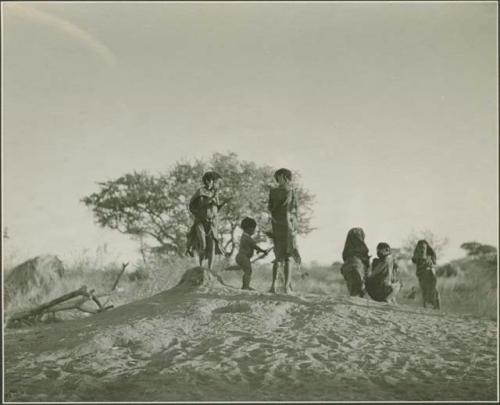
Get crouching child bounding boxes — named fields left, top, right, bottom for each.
left=365, top=242, right=401, bottom=304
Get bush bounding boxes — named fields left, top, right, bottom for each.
left=128, top=268, right=149, bottom=282
left=461, top=241, right=497, bottom=257
left=436, top=263, right=461, bottom=278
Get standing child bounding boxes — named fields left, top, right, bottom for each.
left=268, top=168, right=300, bottom=294
left=412, top=240, right=440, bottom=309
left=186, top=171, right=228, bottom=270
left=365, top=242, right=401, bottom=304
left=235, top=217, right=269, bottom=290
left=340, top=227, right=370, bottom=297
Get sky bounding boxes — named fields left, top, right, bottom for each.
left=2, top=1, right=498, bottom=267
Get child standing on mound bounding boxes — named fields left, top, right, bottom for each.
left=186, top=171, right=228, bottom=270
left=412, top=240, right=440, bottom=309
left=268, top=168, right=300, bottom=294
left=235, top=217, right=269, bottom=290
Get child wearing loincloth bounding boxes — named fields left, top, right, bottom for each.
left=267, top=168, right=300, bottom=294
left=186, top=171, right=229, bottom=270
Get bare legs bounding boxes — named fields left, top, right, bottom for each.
left=269, top=259, right=293, bottom=294
left=236, top=254, right=253, bottom=290
left=206, top=237, right=215, bottom=270
left=198, top=236, right=215, bottom=270
left=283, top=259, right=292, bottom=294
left=269, top=261, right=279, bottom=293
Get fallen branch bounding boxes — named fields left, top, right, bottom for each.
left=7, top=285, right=115, bottom=327
left=8, top=286, right=90, bottom=322
left=7, top=262, right=132, bottom=327
left=111, top=262, right=129, bottom=291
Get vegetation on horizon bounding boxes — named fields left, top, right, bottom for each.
left=4, top=238, right=497, bottom=326
left=82, top=152, right=315, bottom=258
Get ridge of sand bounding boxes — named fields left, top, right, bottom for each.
left=4, top=267, right=497, bottom=401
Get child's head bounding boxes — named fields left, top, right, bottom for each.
left=202, top=171, right=222, bottom=189
left=414, top=240, right=429, bottom=256
left=376, top=242, right=392, bottom=259
left=347, top=227, right=365, bottom=241
left=274, top=168, right=292, bottom=185
left=241, top=217, right=257, bottom=235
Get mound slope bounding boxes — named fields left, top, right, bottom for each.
left=4, top=267, right=497, bottom=401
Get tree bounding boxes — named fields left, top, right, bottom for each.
left=398, top=230, right=449, bottom=262
left=460, top=242, right=497, bottom=257
left=82, top=152, right=315, bottom=257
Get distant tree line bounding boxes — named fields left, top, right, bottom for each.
left=460, top=242, right=497, bottom=257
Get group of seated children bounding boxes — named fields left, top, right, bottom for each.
left=340, top=227, right=439, bottom=306
left=186, top=168, right=299, bottom=293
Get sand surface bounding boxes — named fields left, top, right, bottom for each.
left=4, top=267, right=497, bottom=401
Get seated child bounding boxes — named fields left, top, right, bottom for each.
left=235, top=217, right=269, bottom=290
left=365, top=242, right=401, bottom=304
left=340, top=227, right=370, bottom=297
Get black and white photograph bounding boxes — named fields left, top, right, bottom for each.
left=2, top=1, right=498, bottom=402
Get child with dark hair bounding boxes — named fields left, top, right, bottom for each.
left=268, top=168, right=300, bottom=294
left=340, top=227, right=370, bottom=297
left=235, top=217, right=269, bottom=290
left=412, top=240, right=440, bottom=309
left=365, top=242, right=401, bottom=304
left=186, top=171, right=228, bottom=270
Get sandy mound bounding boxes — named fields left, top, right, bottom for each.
left=175, top=266, right=230, bottom=290
left=5, top=255, right=65, bottom=296
left=4, top=267, right=497, bottom=402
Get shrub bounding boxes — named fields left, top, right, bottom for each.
left=436, top=263, right=461, bottom=278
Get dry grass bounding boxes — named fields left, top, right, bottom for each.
left=397, top=255, right=497, bottom=320
left=435, top=256, right=497, bottom=320
left=3, top=253, right=198, bottom=324
left=4, top=251, right=497, bottom=324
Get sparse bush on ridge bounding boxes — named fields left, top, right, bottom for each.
left=436, top=263, right=461, bottom=278
left=461, top=242, right=497, bottom=257
left=3, top=245, right=497, bottom=325
left=398, top=230, right=449, bottom=262
left=82, top=152, right=315, bottom=257
left=3, top=251, right=197, bottom=325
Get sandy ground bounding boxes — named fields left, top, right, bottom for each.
left=4, top=267, right=497, bottom=402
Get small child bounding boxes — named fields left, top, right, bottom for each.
left=411, top=240, right=440, bottom=309
left=365, top=242, right=401, bottom=304
left=235, top=217, right=269, bottom=290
